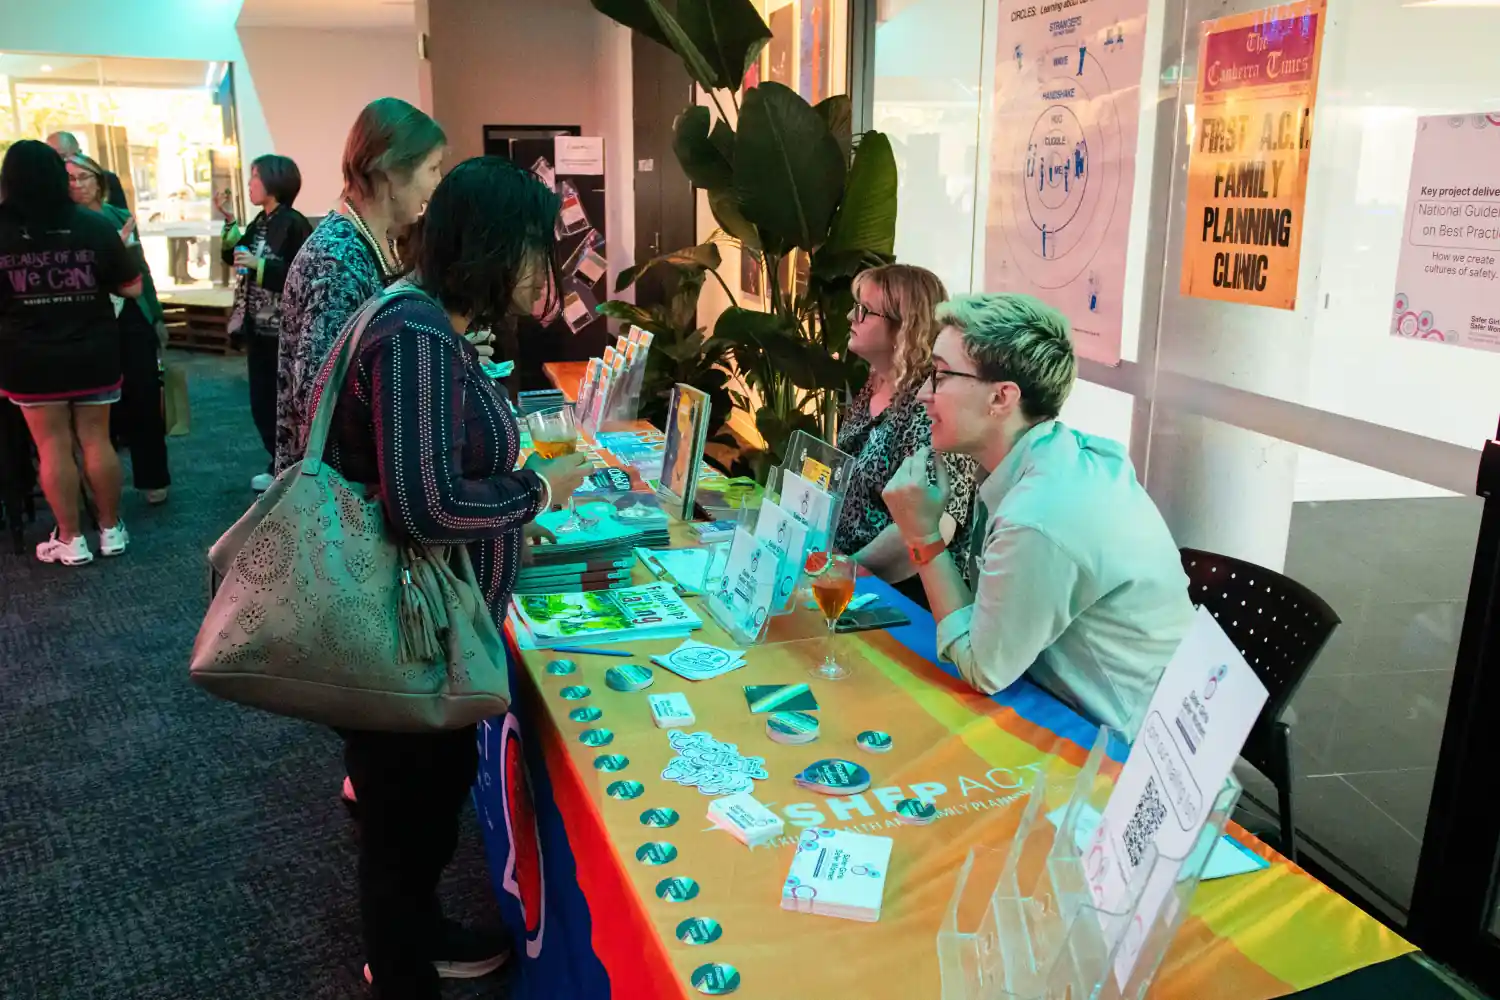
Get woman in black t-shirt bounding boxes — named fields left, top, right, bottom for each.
left=0, top=140, right=142, bottom=566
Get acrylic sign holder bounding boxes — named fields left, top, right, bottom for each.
left=937, top=726, right=1242, bottom=1000
left=702, top=432, right=854, bottom=646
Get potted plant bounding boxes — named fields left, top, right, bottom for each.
left=591, top=0, right=898, bottom=476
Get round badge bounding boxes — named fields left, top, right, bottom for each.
left=635, top=841, right=678, bottom=865
left=766, top=711, right=820, bottom=745
left=856, top=730, right=893, bottom=753
left=569, top=706, right=603, bottom=723
left=656, top=876, right=700, bottom=902
left=677, top=917, right=723, bottom=946
left=559, top=685, right=591, bottom=700
left=579, top=728, right=614, bottom=747
left=640, top=807, right=680, bottom=828
left=691, top=963, right=742, bottom=995
left=546, top=659, right=577, bottom=675
left=607, top=780, right=644, bottom=800
left=594, top=754, right=630, bottom=772
left=896, top=797, right=938, bottom=825
left=793, top=758, right=872, bottom=795
left=605, top=664, right=655, bottom=692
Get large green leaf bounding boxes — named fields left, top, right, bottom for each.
left=597, top=300, right=677, bottom=339
left=814, top=95, right=852, bottom=162
left=713, top=306, right=843, bottom=392
left=590, top=0, right=673, bottom=49
left=677, top=0, right=772, bottom=91
left=824, top=130, right=898, bottom=256
left=708, top=189, right=762, bottom=251
left=614, top=241, right=723, bottom=292
left=733, top=82, right=844, bottom=253
left=647, top=0, right=720, bottom=87
left=672, top=107, right=734, bottom=191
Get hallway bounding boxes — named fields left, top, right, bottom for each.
left=0, top=352, right=505, bottom=1000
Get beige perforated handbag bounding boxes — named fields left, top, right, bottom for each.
left=189, top=288, right=512, bottom=731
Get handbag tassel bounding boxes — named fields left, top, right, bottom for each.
left=398, top=553, right=451, bottom=664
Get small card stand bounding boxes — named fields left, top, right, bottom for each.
left=936, top=726, right=1242, bottom=1000
left=702, top=432, right=856, bottom=647
left=702, top=520, right=778, bottom=646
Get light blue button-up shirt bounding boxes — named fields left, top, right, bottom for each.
left=936, top=421, right=1195, bottom=739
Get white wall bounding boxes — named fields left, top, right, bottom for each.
left=423, top=0, right=634, bottom=292
left=237, top=27, right=422, bottom=215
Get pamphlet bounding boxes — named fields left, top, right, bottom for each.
left=753, top=497, right=812, bottom=613
left=510, top=581, right=701, bottom=648
left=709, top=529, right=778, bottom=640
left=779, top=470, right=834, bottom=549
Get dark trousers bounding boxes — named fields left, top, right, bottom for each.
left=115, top=308, right=170, bottom=490
left=246, top=333, right=278, bottom=469
left=342, top=725, right=478, bottom=999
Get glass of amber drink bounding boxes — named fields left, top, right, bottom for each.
left=806, top=551, right=856, bottom=680
left=525, top=404, right=585, bottom=532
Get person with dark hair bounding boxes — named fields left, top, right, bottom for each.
left=46, top=132, right=128, bottom=210
left=0, top=140, right=141, bottom=564
left=308, top=155, right=590, bottom=999
left=67, top=152, right=171, bottom=506
left=275, top=97, right=447, bottom=477
left=217, top=154, right=312, bottom=491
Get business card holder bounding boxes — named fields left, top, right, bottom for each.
left=937, top=726, right=1242, bottom=1000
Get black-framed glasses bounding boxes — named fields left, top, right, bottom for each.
left=852, top=301, right=897, bottom=324
left=923, top=366, right=986, bottom=393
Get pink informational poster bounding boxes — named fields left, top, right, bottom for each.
left=984, top=0, right=1148, bottom=366
left=1391, top=113, right=1500, bottom=353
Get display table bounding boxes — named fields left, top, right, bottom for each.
left=542, top=361, right=589, bottom=404
left=472, top=565, right=1414, bottom=1000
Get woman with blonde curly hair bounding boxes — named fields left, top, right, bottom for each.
left=836, top=264, right=977, bottom=602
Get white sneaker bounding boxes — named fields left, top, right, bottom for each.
left=251, top=473, right=274, bottom=492
left=99, top=521, right=129, bottom=557
left=36, top=531, right=93, bottom=566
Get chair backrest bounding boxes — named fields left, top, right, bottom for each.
left=1179, top=548, right=1341, bottom=770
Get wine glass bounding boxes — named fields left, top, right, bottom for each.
left=525, top=404, right=585, bottom=533
left=807, top=552, right=856, bottom=680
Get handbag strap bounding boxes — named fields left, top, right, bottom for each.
left=300, top=285, right=431, bottom=475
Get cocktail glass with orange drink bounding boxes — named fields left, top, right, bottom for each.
left=525, top=404, right=586, bottom=532
left=806, top=550, right=856, bottom=680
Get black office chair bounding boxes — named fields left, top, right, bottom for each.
left=1179, top=547, right=1341, bottom=863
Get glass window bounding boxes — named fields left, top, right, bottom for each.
left=0, top=54, right=238, bottom=291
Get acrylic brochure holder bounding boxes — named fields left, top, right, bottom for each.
left=702, top=431, right=854, bottom=646
left=937, top=726, right=1243, bottom=1000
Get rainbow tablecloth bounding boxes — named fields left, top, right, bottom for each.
left=473, top=576, right=1412, bottom=999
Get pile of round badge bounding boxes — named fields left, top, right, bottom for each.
left=765, top=710, right=820, bottom=745
left=895, top=797, right=938, bottom=826
left=545, top=659, right=577, bottom=675
left=605, top=664, right=655, bottom=692
left=794, top=758, right=872, bottom=795
left=856, top=730, right=893, bottom=754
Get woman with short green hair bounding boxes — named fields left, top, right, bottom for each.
left=882, top=292, right=1194, bottom=739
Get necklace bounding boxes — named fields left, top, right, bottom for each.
left=343, top=200, right=397, bottom=277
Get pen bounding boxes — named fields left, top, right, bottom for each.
left=552, top=645, right=635, bottom=657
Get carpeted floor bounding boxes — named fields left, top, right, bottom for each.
left=0, top=351, right=509, bottom=1000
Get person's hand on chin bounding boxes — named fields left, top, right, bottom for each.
left=882, top=446, right=950, bottom=542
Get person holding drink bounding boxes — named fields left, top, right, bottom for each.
left=217, top=154, right=312, bottom=492
left=305, top=155, right=588, bottom=998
